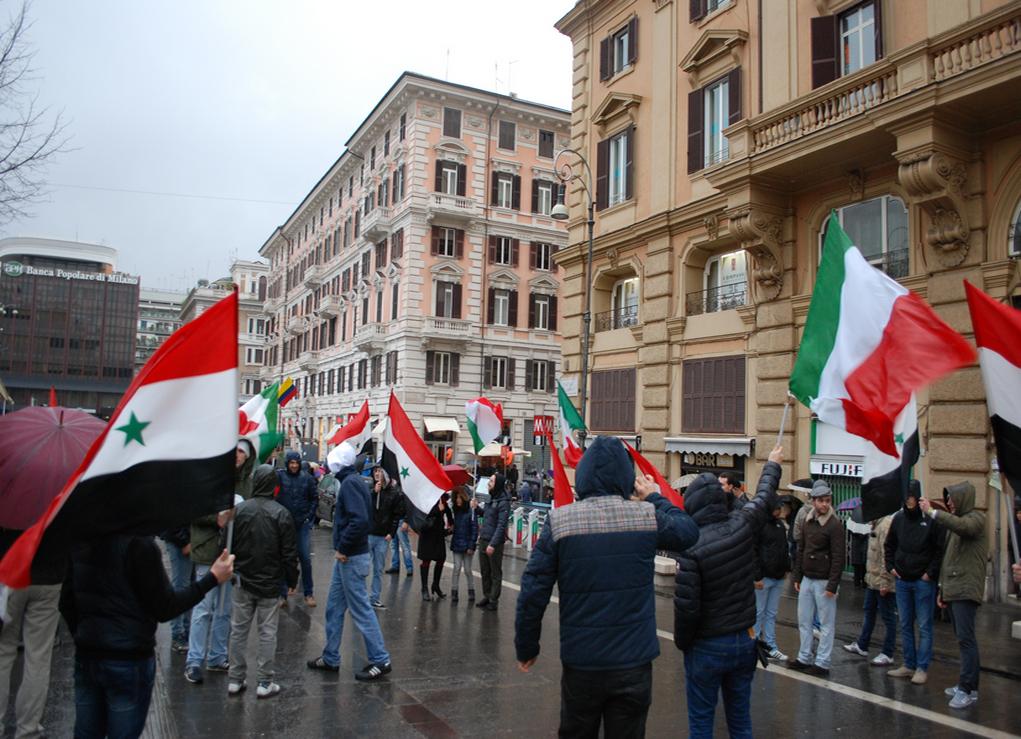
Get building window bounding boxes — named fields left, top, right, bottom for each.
left=394, top=165, right=405, bottom=201
left=599, top=17, right=637, bottom=80
left=435, top=160, right=465, bottom=196
left=399, top=112, right=406, bottom=141
left=247, top=318, right=266, bottom=335
left=590, top=368, right=636, bottom=432
left=811, top=1, right=882, bottom=88
left=824, top=194, right=909, bottom=279
left=597, top=277, right=639, bottom=331
left=361, top=251, right=371, bottom=276
left=688, top=69, right=742, bottom=174
left=840, top=2, right=878, bottom=76
left=391, top=229, right=403, bottom=260
left=531, top=242, right=555, bottom=271
left=489, top=236, right=517, bottom=266
left=529, top=294, right=557, bottom=331
left=538, top=129, right=555, bottom=159
left=688, top=250, right=748, bottom=316
left=375, top=240, right=388, bottom=270
left=370, top=146, right=376, bottom=170
left=682, top=356, right=745, bottom=434
left=385, top=351, right=398, bottom=384
left=376, top=289, right=383, bottom=322
left=443, top=107, right=461, bottom=138
left=434, top=280, right=462, bottom=319
left=358, top=359, right=367, bottom=389
left=526, top=360, right=555, bottom=393
left=371, top=355, right=382, bottom=386
left=597, top=127, right=634, bottom=209
left=498, top=120, right=516, bottom=151
left=704, top=77, right=730, bottom=167
left=492, top=173, right=520, bottom=209
left=361, top=295, right=370, bottom=325
left=532, top=180, right=554, bottom=215
left=391, top=283, right=399, bottom=320
left=493, top=290, right=510, bottom=326
left=383, top=130, right=390, bottom=157
left=485, top=356, right=510, bottom=389
left=432, top=226, right=461, bottom=258
left=426, top=350, right=459, bottom=386
left=691, top=0, right=732, bottom=21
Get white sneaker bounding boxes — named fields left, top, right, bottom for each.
left=256, top=682, right=280, bottom=699
left=944, top=685, right=959, bottom=697
left=948, top=689, right=977, bottom=709
left=227, top=681, right=246, bottom=696
left=768, top=648, right=787, bottom=661
left=870, top=653, right=893, bottom=666
left=843, top=642, right=868, bottom=657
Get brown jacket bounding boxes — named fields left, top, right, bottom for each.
left=794, top=507, right=845, bottom=593
left=865, top=515, right=895, bottom=592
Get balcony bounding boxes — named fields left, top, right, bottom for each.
left=869, top=248, right=909, bottom=281
left=318, top=295, right=343, bottom=318
left=298, top=350, right=319, bottom=371
left=686, top=282, right=748, bottom=317
left=304, top=264, right=325, bottom=288
left=427, top=193, right=480, bottom=221
left=259, top=365, right=278, bottom=382
left=595, top=306, right=639, bottom=333
left=422, top=316, right=473, bottom=341
left=263, top=296, right=281, bottom=315
left=362, top=207, right=392, bottom=240
left=353, top=322, right=387, bottom=350
left=286, top=315, right=306, bottom=335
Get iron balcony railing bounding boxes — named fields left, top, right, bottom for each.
left=869, top=247, right=909, bottom=280
left=686, top=281, right=748, bottom=316
left=595, top=305, right=639, bottom=332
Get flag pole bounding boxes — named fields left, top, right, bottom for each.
left=1004, top=478, right=1021, bottom=564
left=776, top=393, right=794, bottom=449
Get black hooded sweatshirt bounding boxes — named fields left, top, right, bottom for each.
left=884, top=500, right=942, bottom=582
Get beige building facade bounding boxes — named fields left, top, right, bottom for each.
left=556, top=0, right=1021, bottom=599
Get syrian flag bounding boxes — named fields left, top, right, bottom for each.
left=965, top=281, right=1021, bottom=496
left=0, top=291, right=239, bottom=589
left=328, top=400, right=371, bottom=450
left=239, top=381, right=282, bottom=463
left=860, top=396, right=920, bottom=521
left=557, top=381, right=585, bottom=468
left=381, top=391, right=452, bottom=516
left=545, top=430, right=574, bottom=508
left=624, top=442, right=685, bottom=510
left=466, top=398, right=503, bottom=454
left=790, top=213, right=974, bottom=457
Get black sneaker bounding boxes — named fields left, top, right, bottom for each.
left=371, top=600, right=387, bottom=610
left=808, top=665, right=831, bottom=678
left=355, top=662, right=392, bottom=681
left=206, top=661, right=229, bottom=673
left=384, top=568, right=399, bottom=574
left=184, top=666, right=203, bottom=684
left=307, top=657, right=340, bottom=673
left=786, top=659, right=812, bottom=671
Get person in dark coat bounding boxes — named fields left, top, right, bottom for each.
left=157, top=526, right=192, bottom=653
left=850, top=526, right=869, bottom=588
left=367, top=465, right=404, bottom=609
left=753, top=494, right=792, bottom=661
left=516, top=436, right=699, bottom=738
left=476, top=473, right=510, bottom=611
left=417, top=494, right=454, bottom=601
left=449, top=486, right=479, bottom=603
left=674, top=446, right=783, bottom=738
left=276, top=450, right=319, bottom=607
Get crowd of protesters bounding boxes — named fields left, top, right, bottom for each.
left=0, top=432, right=1009, bottom=738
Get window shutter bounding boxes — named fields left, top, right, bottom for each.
left=488, top=235, right=497, bottom=264
left=625, top=126, right=635, bottom=200
left=810, top=15, right=839, bottom=89
left=511, top=239, right=520, bottom=267
left=487, top=287, right=495, bottom=324
left=728, top=67, right=742, bottom=125
left=426, top=351, right=435, bottom=385
left=690, top=0, right=706, bottom=23
left=528, top=294, right=536, bottom=329
left=435, top=160, right=444, bottom=191
left=454, top=229, right=464, bottom=259
left=507, top=358, right=516, bottom=390
left=525, top=360, right=534, bottom=391
left=430, top=226, right=439, bottom=256
left=547, top=361, right=556, bottom=394
left=531, top=179, right=539, bottom=213
left=393, top=353, right=398, bottom=384
left=549, top=296, right=558, bottom=331
left=450, top=354, right=460, bottom=386
left=508, top=289, right=518, bottom=327
left=687, top=89, right=704, bottom=174
left=550, top=244, right=558, bottom=271
left=483, top=356, right=492, bottom=389
left=512, top=175, right=521, bottom=210
left=596, top=138, right=610, bottom=210
left=491, top=175, right=500, bottom=205
left=435, top=283, right=443, bottom=316
left=529, top=242, right=537, bottom=270
left=599, top=37, right=611, bottom=81
left=452, top=283, right=462, bottom=319
left=457, top=164, right=467, bottom=197
left=627, top=17, right=638, bottom=64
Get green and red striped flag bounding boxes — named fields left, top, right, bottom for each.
left=239, top=382, right=283, bottom=463
left=557, top=381, right=585, bottom=467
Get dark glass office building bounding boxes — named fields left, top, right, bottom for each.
left=0, top=238, right=140, bottom=418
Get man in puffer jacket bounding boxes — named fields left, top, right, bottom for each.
left=276, top=451, right=319, bottom=608
left=674, top=446, right=783, bottom=739
left=515, top=436, right=698, bottom=738
left=920, top=482, right=986, bottom=709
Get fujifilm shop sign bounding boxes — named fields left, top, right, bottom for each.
left=0, top=260, right=138, bottom=285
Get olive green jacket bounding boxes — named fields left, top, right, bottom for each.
left=190, top=451, right=256, bottom=566
left=933, top=481, right=987, bottom=604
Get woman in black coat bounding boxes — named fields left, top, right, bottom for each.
left=418, top=493, right=454, bottom=601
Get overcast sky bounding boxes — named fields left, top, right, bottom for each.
left=4, top=1, right=575, bottom=290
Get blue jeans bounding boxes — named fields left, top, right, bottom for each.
left=857, top=587, right=897, bottom=657
left=796, top=577, right=837, bottom=668
left=320, top=554, right=390, bottom=669
left=73, top=657, right=155, bottom=739
left=754, top=577, right=784, bottom=650
left=683, top=632, right=757, bottom=739
left=186, top=564, right=231, bottom=669
left=164, top=541, right=192, bottom=643
left=896, top=577, right=935, bottom=670
left=390, top=521, right=413, bottom=570
left=368, top=535, right=390, bottom=602
left=281, top=520, right=314, bottom=597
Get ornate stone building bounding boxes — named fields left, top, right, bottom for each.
left=555, top=0, right=1021, bottom=599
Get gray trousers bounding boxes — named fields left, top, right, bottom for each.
left=227, top=587, right=280, bottom=684
left=479, top=540, right=504, bottom=603
left=0, top=584, right=61, bottom=738
left=450, top=550, right=475, bottom=594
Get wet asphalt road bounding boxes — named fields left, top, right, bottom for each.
left=5, top=525, right=1021, bottom=737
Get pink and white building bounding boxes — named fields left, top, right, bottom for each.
left=259, top=73, right=571, bottom=462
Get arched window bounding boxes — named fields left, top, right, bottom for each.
left=1010, top=200, right=1021, bottom=257
left=690, top=249, right=747, bottom=315
left=822, top=194, right=908, bottom=278
left=609, top=277, right=639, bottom=329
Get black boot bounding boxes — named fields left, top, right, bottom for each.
left=420, top=564, right=431, bottom=601
left=451, top=590, right=459, bottom=604
left=467, top=589, right=476, bottom=601
left=431, top=566, right=446, bottom=599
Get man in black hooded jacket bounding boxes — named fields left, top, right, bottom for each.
left=674, top=446, right=783, bottom=739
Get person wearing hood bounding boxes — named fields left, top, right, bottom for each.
left=367, top=465, right=404, bottom=609
left=881, top=479, right=942, bottom=684
left=919, top=482, right=986, bottom=709
left=673, top=446, right=783, bottom=738
left=476, top=473, right=511, bottom=611
left=515, top=436, right=698, bottom=738
left=275, top=450, right=319, bottom=608
left=307, top=443, right=391, bottom=681
left=226, top=465, right=298, bottom=699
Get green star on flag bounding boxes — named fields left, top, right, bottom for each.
left=400, top=467, right=410, bottom=479
left=894, top=432, right=905, bottom=446
left=116, top=412, right=150, bottom=447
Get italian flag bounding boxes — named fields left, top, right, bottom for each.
left=239, top=382, right=282, bottom=462
left=0, top=291, right=239, bottom=589
left=328, top=400, right=371, bottom=450
left=557, top=381, right=585, bottom=468
left=790, top=214, right=973, bottom=457
left=382, top=391, right=453, bottom=514
left=466, top=398, right=503, bottom=454
left=545, top=430, right=574, bottom=508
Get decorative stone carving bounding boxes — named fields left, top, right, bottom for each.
left=468, top=116, right=484, bottom=129
left=520, top=127, right=535, bottom=141
left=606, top=248, right=619, bottom=267
left=420, top=106, right=439, bottom=119
left=896, top=150, right=971, bottom=267
left=848, top=169, right=865, bottom=201
left=728, top=207, right=785, bottom=302
left=703, top=214, right=720, bottom=241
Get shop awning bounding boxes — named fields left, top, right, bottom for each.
left=424, top=416, right=460, bottom=434
left=476, top=441, right=502, bottom=457
left=664, top=436, right=753, bottom=457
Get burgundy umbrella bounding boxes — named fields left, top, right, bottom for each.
left=0, top=406, right=107, bottom=529
left=442, top=464, right=473, bottom=488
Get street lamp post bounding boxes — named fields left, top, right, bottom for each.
left=551, top=149, right=595, bottom=447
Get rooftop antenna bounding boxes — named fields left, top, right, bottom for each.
left=507, top=60, right=519, bottom=97
left=445, top=48, right=450, bottom=81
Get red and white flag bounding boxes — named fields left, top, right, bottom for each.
left=381, top=391, right=452, bottom=515
left=328, top=400, right=371, bottom=450
left=625, top=442, right=685, bottom=510
left=0, top=291, right=239, bottom=589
